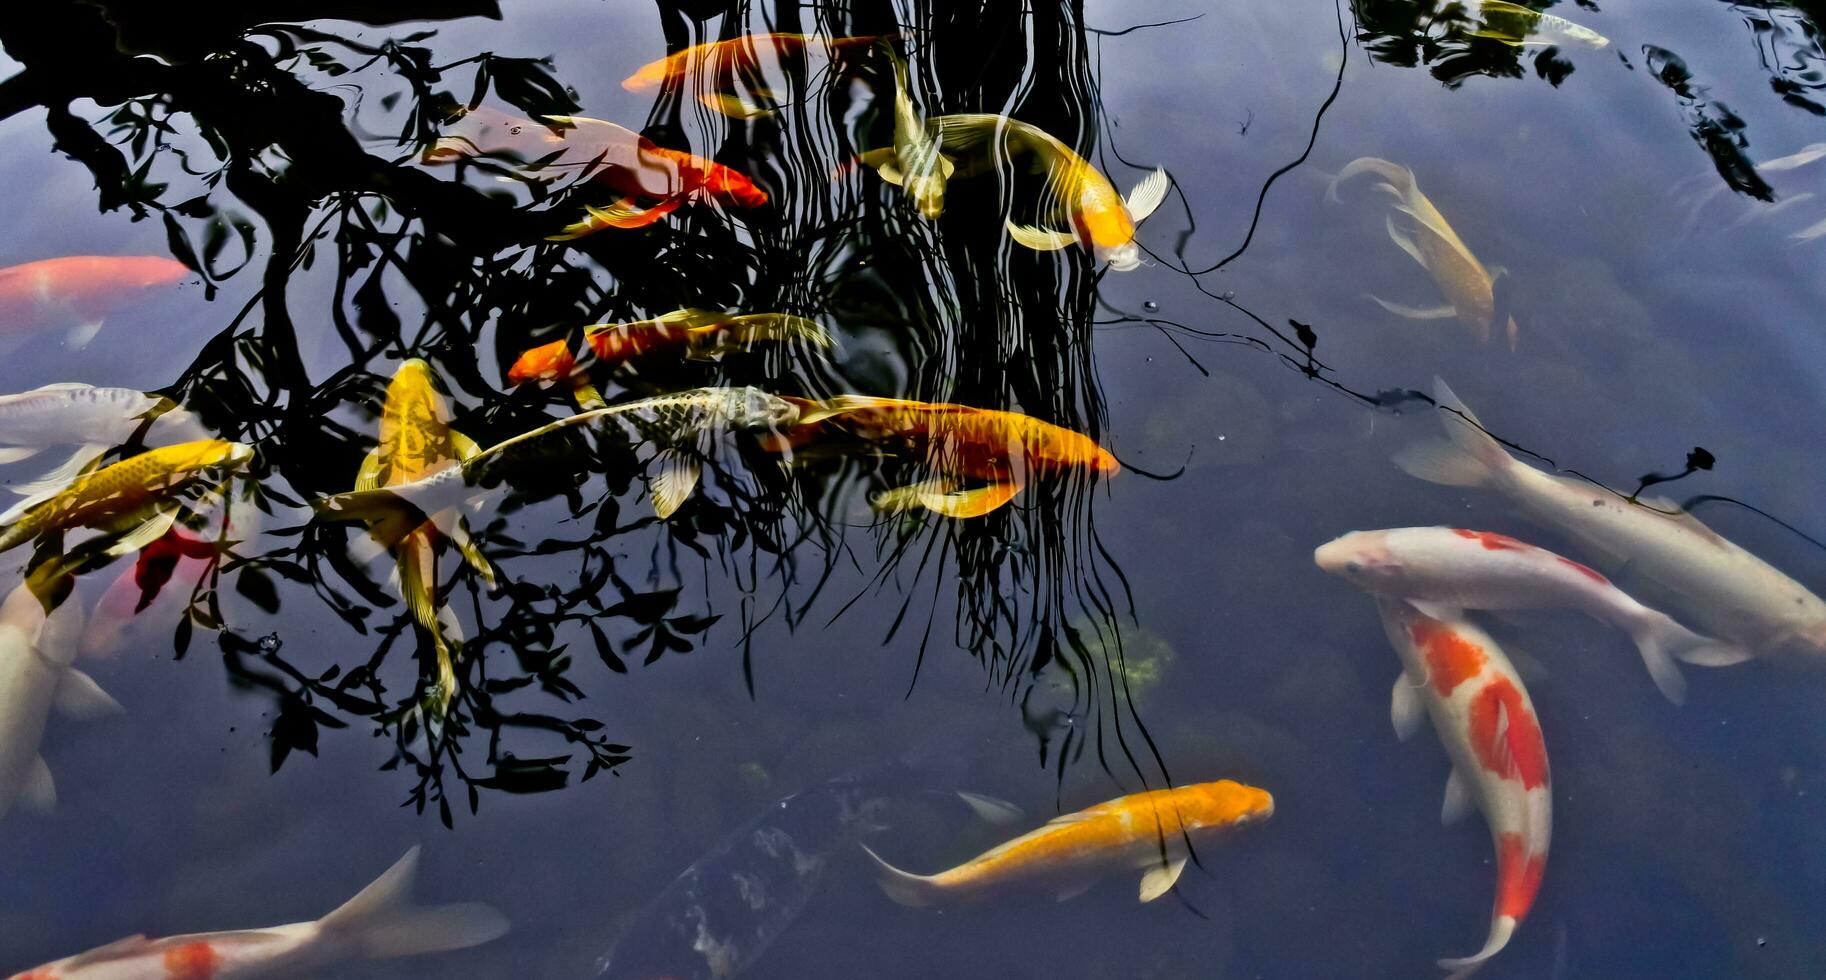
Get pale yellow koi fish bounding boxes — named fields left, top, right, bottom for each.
left=857, top=43, right=956, bottom=219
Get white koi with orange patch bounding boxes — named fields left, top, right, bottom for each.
left=1374, top=600, right=1550, bottom=979
left=1316, top=526, right=1741, bottom=704
left=7, top=847, right=506, bottom=979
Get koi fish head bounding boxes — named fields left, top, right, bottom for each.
left=389, top=358, right=439, bottom=400
left=1312, top=530, right=1401, bottom=587
left=1090, top=446, right=1120, bottom=476
left=906, top=174, right=947, bottom=221
left=730, top=387, right=802, bottom=430
left=1185, top=779, right=1276, bottom=828
left=1100, top=241, right=1143, bottom=273
left=507, top=339, right=578, bottom=386
left=701, top=163, right=769, bottom=208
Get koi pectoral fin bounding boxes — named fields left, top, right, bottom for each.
left=1369, top=295, right=1459, bottom=320
left=702, top=91, right=780, bottom=119
left=1384, top=214, right=1429, bottom=270
left=1138, top=858, right=1186, bottom=903
left=548, top=197, right=684, bottom=240
left=648, top=449, right=702, bottom=519
left=1006, top=221, right=1078, bottom=252
left=1123, top=167, right=1171, bottom=223
left=875, top=480, right=1022, bottom=519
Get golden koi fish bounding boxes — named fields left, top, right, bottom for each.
left=584, top=309, right=830, bottom=368
left=622, top=33, right=888, bottom=119
left=861, top=780, right=1273, bottom=906
left=857, top=42, right=955, bottom=219
left=1328, top=157, right=1518, bottom=347
left=0, top=439, right=252, bottom=556
left=933, top=114, right=1169, bottom=271
left=774, top=395, right=1118, bottom=519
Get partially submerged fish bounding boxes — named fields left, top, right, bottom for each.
left=0, top=566, right=117, bottom=822
left=0, top=382, right=208, bottom=504
left=622, top=33, right=886, bottom=119
left=79, top=524, right=220, bottom=659
left=934, top=114, right=1168, bottom=271
left=1470, top=0, right=1609, bottom=49
left=315, top=387, right=799, bottom=530
left=1328, top=157, right=1518, bottom=347
left=773, top=395, right=1118, bottom=519
left=585, top=309, right=831, bottom=369
left=1315, top=526, right=1743, bottom=703
left=9, top=846, right=508, bottom=978
left=1394, top=379, right=1826, bottom=660
left=0, top=256, right=189, bottom=350
left=505, top=338, right=606, bottom=410
left=0, top=439, right=253, bottom=556
left=1375, top=601, right=1551, bottom=979
left=857, top=43, right=955, bottom=219
left=861, top=779, right=1273, bottom=906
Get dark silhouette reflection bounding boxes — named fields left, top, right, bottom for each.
left=1643, top=46, right=1776, bottom=201
left=1723, top=0, right=1826, bottom=116
left=1349, top=0, right=1580, bottom=87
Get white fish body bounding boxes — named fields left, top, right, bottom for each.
left=1375, top=600, right=1551, bottom=979
left=1394, top=379, right=1826, bottom=659
left=0, top=578, right=116, bottom=821
left=0, top=384, right=210, bottom=504
left=1315, top=526, right=1745, bottom=702
left=1472, top=0, right=1609, bottom=49
left=12, top=847, right=508, bottom=979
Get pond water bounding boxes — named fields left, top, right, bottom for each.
left=2, top=1, right=1825, bottom=977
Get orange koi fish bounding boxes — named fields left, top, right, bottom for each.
left=932, top=115, right=1169, bottom=271
left=584, top=309, right=830, bottom=368
left=774, top=395, right=1118, bottom=518
left=1374, top=601, right=1551, bottom=979
left=9, top=847, right=507, bottom=979
left=423, top=107, right=766, bottom=237
left=504, top=338, right=606, bottom=410
left=861, top=779, right=1273, bottom=906
left=623, top=33, right=888, bottom=118
left=0, top=256, right=189, bottom=349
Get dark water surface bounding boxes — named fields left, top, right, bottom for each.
left=2, top=1, right=1825, bottom=977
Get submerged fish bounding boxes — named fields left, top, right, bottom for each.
left=934, top=114, right=1168, bottom=271
left=1375, top=600, right=1551, bottom=979
left=79, top=524, right=219, bottom=659
left=585, top=309, right=831, bottom=369
left=316, top=387, right=799, bottom=531
left=1315, top=526, right=1742, bottom=703
left=0, top=383, right=208, bottom=506
left=621, top=33, right=886, bottom=118
left=1394, top=379, right=1826, bottom=661
left=857, top=43, right=955, bottom=219
left=505, top=338, right=607, bottom=410
left=773, top=395, right=1118, bottom=519
left=1470, top=0, right=1609, bottom=49
left=0, top=567, right=117, bottom=822
left=9, top=846, right=508, bottom=978
left=1327, top=157, right=1518, bottom=347
left=0, top=256, right=189, bottom=350
left=861, top=779, right=1273, bottom=906
left=0, top=439, right=253, bottom=556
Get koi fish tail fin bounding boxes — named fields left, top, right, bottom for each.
left=1326, top=156, right=1411, bottom=203
left=548, top=196, right=683, bottom=240
left=318, top=847, right=510, bottom=960
left=1390, top=379, right=1512, bottom=489
left=1621, top=611, right=1693, bottom=705
left=858, top=843, right=944, bottom=908
left=315, top=490, right=432, bottom=552
left=9, top=443, right=107, bottom=504
left=1636, top=612, right=1753, bottom=674
left=1438, top=914, right=1516, bottom=980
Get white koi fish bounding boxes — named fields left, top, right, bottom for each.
left=1470, top=0, right=1609, bottom=49
left=1327, top=158, right=1518, bottom=347
left=1394, top=379, right=1826, bottom=661
left=0, top=570, right=118, bottom=822
left=1375, top=600, right=1551, bottom=979
left=1315, top=526, right=1743, bottom=703
left=0, top=384, right=208, bottom=507
left=7, top=846, right=508, bottom=978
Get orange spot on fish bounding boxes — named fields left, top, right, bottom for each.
left=1468, top=678, right=1548, bottom=789
left=1494, top=831, right=1548, bottom=920
left=1452, top=528, right=1527, bottom=552
left=1408, top=617, right=1487, bottom=696
left=162, top=941, right=221, bottom=980
left=1555, top=554, right=1609, bottom=586
left=507, top=339, right=577, bottom=386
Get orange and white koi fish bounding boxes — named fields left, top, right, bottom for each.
left=773, top=395, right=1118, bottom=518
left=504, top=338, right=606, bottom=410
left=0, top=256, right=189, bottom=350
left=1327, top=158, right=1518, bottom=347
left=1374, top=601, right=1550, bottom=979
left=1315, top=526, right=1743, bottom=703
left=7, top=846, right=508, bottom=979
left=861, top=779, right=1272, bottom=906
left=79, top=524, right=219, bottom=659
left=932, top=114, right=1168, bottom=271
left=423, top=107, right=766, bottom=237
left=1396, top=379, right=1826, bottom=662
left=0, top=567, right=116, bottom=822
left=0, top=440, right=252, bottom=556
left=622, top=33, right=887, bottom=118
left=584, top=309, right=830, bottom=368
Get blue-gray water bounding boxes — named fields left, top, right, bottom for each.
left=2, top=1, right=1825, bottom=977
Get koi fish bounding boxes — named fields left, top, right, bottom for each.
left=622, top=34, right=887, bottom=119
left=315, top=387, right=799, bottom=532
left=931, top=114, right=1169, bottom=271
left=1327, top=157, right=1518, bottom=347
left=861, top=779, right=1273, bottom=906
left=0, top=256, right=189, bottom=350
left=0, top=439, right=253, bottom=556
left=1315, top=526, right=1744, bottom=703
left=8, top=846, right=508, bottom=978
left=1394, top=379, right=1826, bottom=661
left=1374, top=600, right=1551, bottom=979
left=774, top=395, right=1118, bottom=519
left=585, top=309, right=830, bottom=369
left=0, top=567, right=117, bottom=822
left=0, top=383, right=208, bottom=505
left=856, top=43, right=955, bottom=219
left=1471, top=0, right=1609, bottom=49
left=504, top=338, right=606, bottom=410
left=79, top=524, right=219, bottom=659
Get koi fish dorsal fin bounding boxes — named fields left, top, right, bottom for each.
left=1123, top=168, right=1170, bottom=223
left=1634, top=496, right=1730, bottom=547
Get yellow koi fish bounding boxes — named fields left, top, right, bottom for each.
left=934, top=114, right=1169, bottom=271
left=1327, top=157, right=1519, bottom=347
left=857, top=43, right=955, bottom=219
left=1471, top=0, right=1609, bottom=49
left=861, top=779, right=1273, bottom=906
left=622, top=33, right=888, bottom=119
left=0, top=439, right=251, bottom=556
left=355, top=360, right=493, bottom=718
